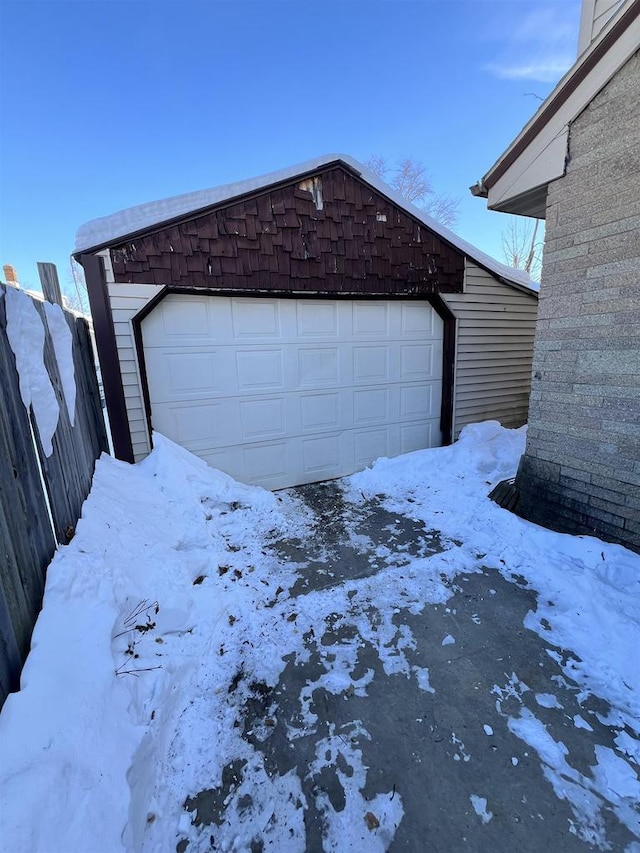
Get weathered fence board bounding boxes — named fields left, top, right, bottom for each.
left=0, top=281, right=108, bottom=705
left=37, top=262, right=63, bottom=307
left=34, top=300, right=108, bottom=543
left=0, top=291, right=56, bottom=699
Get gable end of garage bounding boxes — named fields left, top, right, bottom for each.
left=107, top=166, right=466, bottom=297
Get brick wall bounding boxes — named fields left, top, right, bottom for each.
left=516, top=49, right=640, bottom=553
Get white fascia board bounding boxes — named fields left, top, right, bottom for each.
left=481, top=1, right=639, bottom=213
left=486, top=128, right=569, bottom=214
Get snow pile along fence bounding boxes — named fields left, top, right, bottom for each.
left=0, top=273, right=108, bottom=707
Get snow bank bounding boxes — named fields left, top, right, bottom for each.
left=0, top=421, right=637, bottom=851
left=348, top=420, right=640, bottom=731
left=0, top=438, right=258, bottom=848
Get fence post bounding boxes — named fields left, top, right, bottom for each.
left=37, top=262, right=64, bottom=307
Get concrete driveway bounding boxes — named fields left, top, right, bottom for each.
left=181, top=480, right=639, bottom=852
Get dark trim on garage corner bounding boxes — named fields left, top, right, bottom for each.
left=81, top=254, right=135, bottom=463
left=427, top=294, right=456, bottom=446
left=131, top=286, right=457, bottom=456
left=131, top=285, right=170, bottom=444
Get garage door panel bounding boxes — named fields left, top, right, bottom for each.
left=144, top=349, right=220, bottom=403
left=401, top=422, right=437, bottom=455
left=353, top=388, right=390, bottom=426
left=200, top=446, right=238, bottom=475
left=298, top=347, right=341, bottom=388
left=167, top=352, right=218, bottom=395
left=239, top=398, right=286, bottom=440
left=301, top=433, right=343, bottom=478
left=353, top=302, right=389, bottom=337
left=153, top=400, right=226, bottom=448
left=235, top=349, right=284, bottom=391
left=242, top=441, right=289, bottom=483
left=296, top=301, right=339, bottom=339
left=400, top=385, right=435, bottom=421
left=353, top=427, right=392, bottom=469
left=401, top=344, right=435, bottom=381
left=142, top=296, right=443, bottom=489
left=143, top=296, right=222, bottom=342
left=231, top=299, right=282, bottom=339
left=353, top=346, right=389, bottom=383
left=299, top=392, right=341, bottom=432
left=401, top=302, right=438, bottom=337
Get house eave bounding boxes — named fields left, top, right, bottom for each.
left=472, top=0, right=640, bottom=214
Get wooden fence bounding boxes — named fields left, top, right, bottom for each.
left=0, top=266, right=108, bottom=707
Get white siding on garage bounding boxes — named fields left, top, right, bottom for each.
left=442, top=260, right=538, bottom=437
left=141, top=295, right=443, bottom=489
left=100, top=252, right=162, bottom=461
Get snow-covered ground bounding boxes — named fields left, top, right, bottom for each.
left=0, top=423, right=638, bottom=852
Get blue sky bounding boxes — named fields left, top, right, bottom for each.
left=0, top=0, right=581, bottom=294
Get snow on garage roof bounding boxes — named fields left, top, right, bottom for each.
left=75, top=153, right=537, bottom=293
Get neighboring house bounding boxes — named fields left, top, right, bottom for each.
left=75, top=154, right=537, bottom=490
left=472, top=0, right=639, bottom=552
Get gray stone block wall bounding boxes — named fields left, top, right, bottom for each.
left=516, top=49, right=640, bottom=553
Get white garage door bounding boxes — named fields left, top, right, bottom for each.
left=141, top=295, right=443, bottom=489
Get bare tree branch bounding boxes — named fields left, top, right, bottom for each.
left=524, top=218, right=541, bottom=274
left=501, top=216, right=544, bottom=281
left=365, top=155, right=389, bottom=180
left=64, top=259, right=90, bottom=315
left=365, top=155, right=460, bottom=227
left=423, top=194, right=459, bottom=229
left=391, top=158, right=434, bottom=204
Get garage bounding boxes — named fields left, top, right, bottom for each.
left=141, top=295, right=443, bottom=488
left=76, top=154, right=538, bottom=488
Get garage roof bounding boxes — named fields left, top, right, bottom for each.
left=75, top=154, right=537, bottom=294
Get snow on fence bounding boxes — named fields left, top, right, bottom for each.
left=0, top=272, right=108, bottom=707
